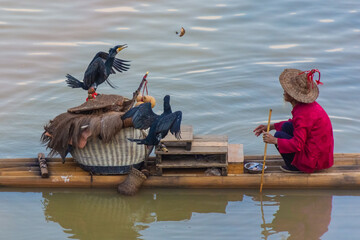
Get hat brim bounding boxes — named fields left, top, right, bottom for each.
left=279, top=69, right=319, bottom=103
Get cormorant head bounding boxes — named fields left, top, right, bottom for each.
left=109, top=44, right=127, bottom=56
left=163, top=95, right=171, bottom=113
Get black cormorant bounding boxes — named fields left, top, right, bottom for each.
left=65, top=44, right=130, bottom=91
left=121, top=95, right=182, bottom=154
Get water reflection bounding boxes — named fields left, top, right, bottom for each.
left=191, top=26, right=218, bottom=32
left=94, top=7, right=139, bottom=13
left=269, top=44, right=299, bottom=49
left=42, top=191, right=152, bottom=239
left=196, top=16, right=222, bottom=20
left=319, top=19, right=335, bottom=23
left=41, top=189, right=334, bottom=240
left=27, top=52, right=51, bottom=56
left=325, top=48, right=344, bottom=52
left=254, top=58, right=316, bottom=66
left=1, top=8, right=43, bottom=12
left=249, top=192, right=332, bottom=240
left=42, top=189, right=239, bottom=239
left=36, top=41, right=111, bottom=47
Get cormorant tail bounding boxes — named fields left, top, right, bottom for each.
left=66, top=74, right=87, bottom=90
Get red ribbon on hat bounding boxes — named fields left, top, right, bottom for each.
left=299, top=69, right=322, bottom=88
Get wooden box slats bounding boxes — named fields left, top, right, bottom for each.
left=160, top=125, right=193, bottom=150
left=156, top=133, right=228, bottom=176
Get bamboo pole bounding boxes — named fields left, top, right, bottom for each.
left=38, top=153, right=49, bottom=178
left=2, top=172, right=360, bottom=188
left=260, top=109, right=272, bottom=192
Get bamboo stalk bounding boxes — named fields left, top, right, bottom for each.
left=38, top=153, right=49, bottom=178
left=260, top=109, right=272, bottom=192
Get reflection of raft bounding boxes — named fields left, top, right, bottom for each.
left=1, top=149, right=360, bottom=189
left=41, top=189, right=232, bottom=239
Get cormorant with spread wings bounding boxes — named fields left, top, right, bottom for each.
left=121, top=95, right=182, bottom=154
left=65, top=44, right=130, bottom=91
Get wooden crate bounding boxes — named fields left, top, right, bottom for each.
left=227, top=144, right=244, bottom=175
left=160, top=125, right=193, bottom=151
left=156, top=135, right=228, bottom=176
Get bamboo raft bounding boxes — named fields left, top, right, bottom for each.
left=1, top=126, right=360, bottom=189
left=1, top=151, right=360, bottom=189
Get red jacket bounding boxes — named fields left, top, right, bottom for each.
left=274, top=102, right=334, bottom=173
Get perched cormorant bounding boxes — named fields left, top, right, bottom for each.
left=65, top=44, right=130, bottom=91
left=121, top=95, right=182, bottom=154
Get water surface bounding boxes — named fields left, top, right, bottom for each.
left=1, top=0, right=360, bottom=239
left=1, top=188, right=360, bottom=240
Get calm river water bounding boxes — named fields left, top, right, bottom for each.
left=0, top=0, right=360, bottom=239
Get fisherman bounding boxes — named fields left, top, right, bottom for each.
left=253, top=69, right=334, bottom=173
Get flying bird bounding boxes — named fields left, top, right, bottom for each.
left=121, top=95, right=182, bottom=154
left=65, top=44, right=130, bottom=91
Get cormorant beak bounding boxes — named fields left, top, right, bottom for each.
left=116, top=44, right=127, bottom=53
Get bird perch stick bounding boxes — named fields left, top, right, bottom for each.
left=260, top=109, right=272, bottom=193
left=125, top=72, right=149, bottom=111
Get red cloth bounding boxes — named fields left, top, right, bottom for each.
left=274, top=101, right=334, bottom=173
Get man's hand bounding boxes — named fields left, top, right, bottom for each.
left=262, top=131, right=278, bottom=144
left=253, top=125, right=267, bottom=136
left=254, top=124, right=275, bottom=137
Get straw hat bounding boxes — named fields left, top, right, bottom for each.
left=279, top=69, right=322, bottom=103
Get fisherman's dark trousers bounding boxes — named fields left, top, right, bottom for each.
left=274, top=122, right=299, bottom=171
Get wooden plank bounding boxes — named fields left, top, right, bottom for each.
left=156, top=146, right=228, bottom=155
left=244, top=159, right=283, bottom=166
left=244, top=153, right=360, bottom=160
left=158, top=159, right=227, bottom=168
left=244, top=155, right=282, bottom=160
left=0, top=170, right=90, bottom=177
left=334, top=158, right=360, bottom=166
left=228, top=163, right=243, bottom=174
left=143, top=173, right=360, bottom=189
left=322, top=165, right=360, bottom=172
left=333, top=153, right=360, bottom=158
left=193, top=135, right=228, bottom=142
left=162, top=168, right=208, bottom=176
left=0, top=166, right=40, bottom=172
left=0, top=171, right=42, bottom=176
left=245, top=158, right=360, bottom=167
left=161, top=125, right=193, bottom=142
left=227, top=144, right=244, bottom=174
left=0, top=175, right=95, bottom=188
left=0, top=161, right=78, bottom=168
left=244, top=156, right=360, bottom=167
left=2, top=171, right=360, bottom=189
left=158, top=134, right=229, bottom=154
left=0, top=157, right=75, bottom=163
left=228, top=144, right=244, bottom=163
left=5, top=153, right=357, bottom=164
left=192, top=141, right=228, bottom=147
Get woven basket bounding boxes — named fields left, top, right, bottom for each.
left=117, top=167, right=147, bottom=196
left=71, top=127, right=147, bottom=175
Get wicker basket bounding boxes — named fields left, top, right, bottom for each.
left=71, top=127, right=147, bottom=175
left=117, top=167, right=147, bottom=196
